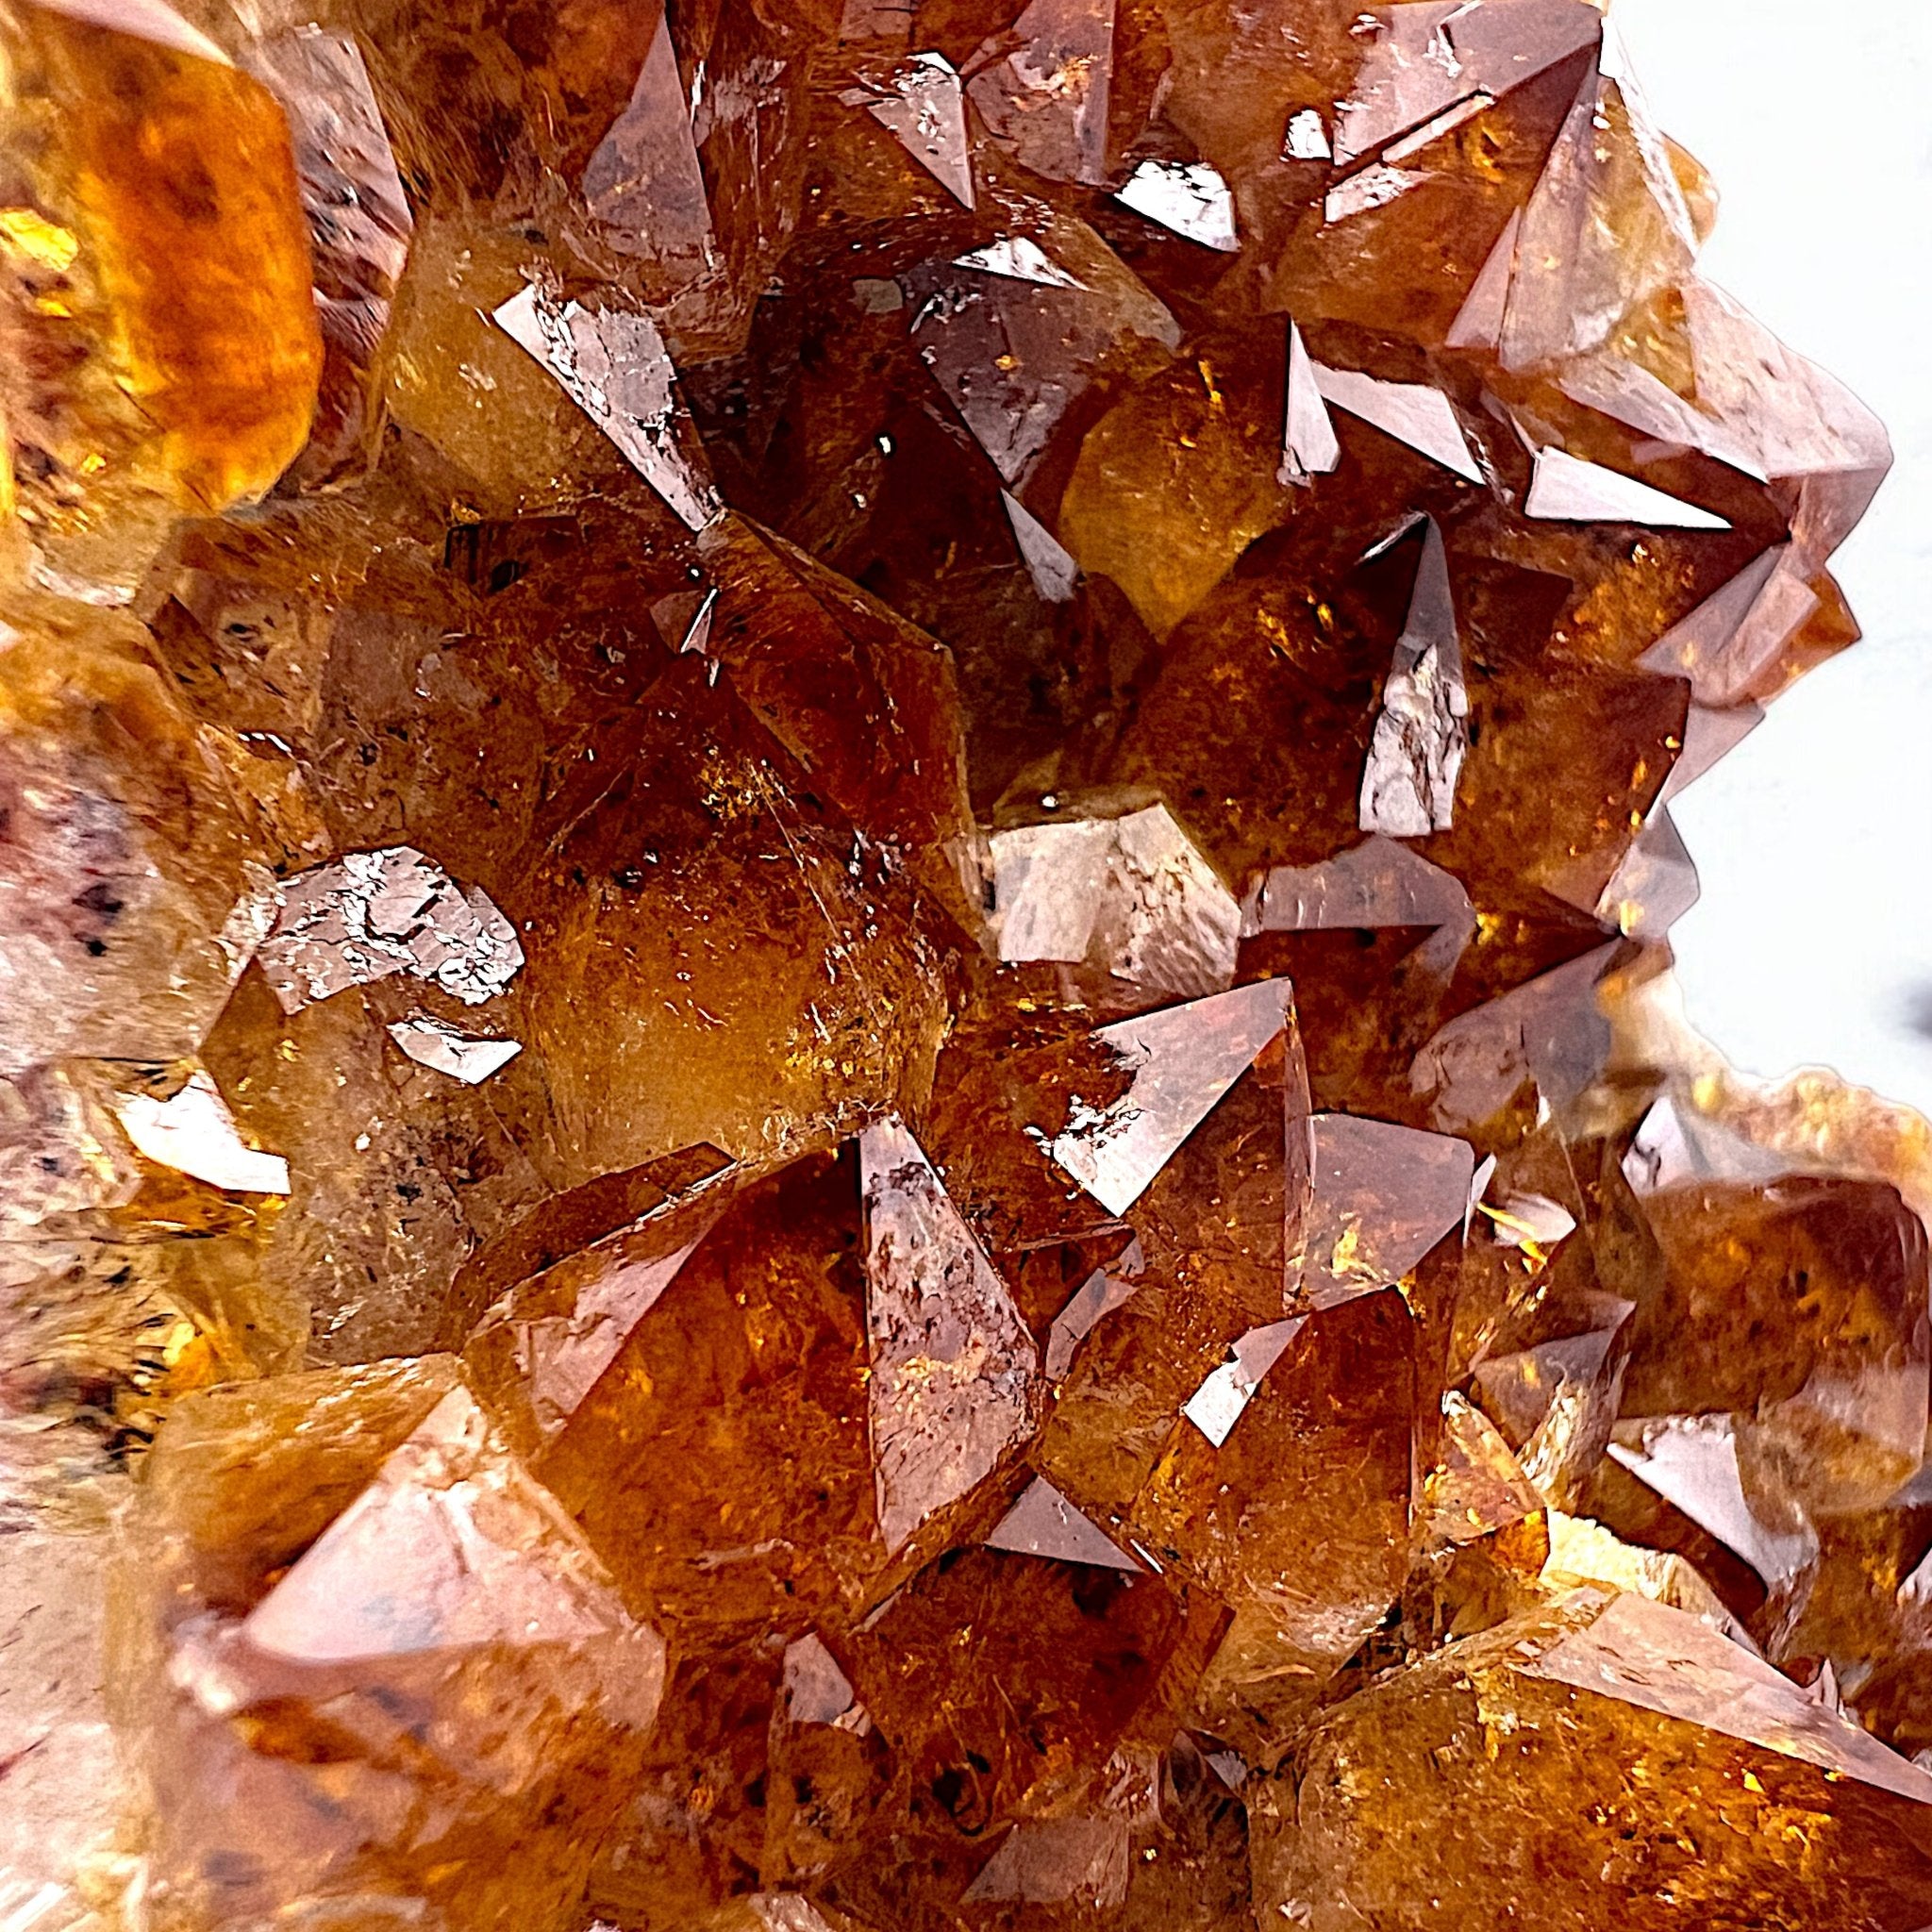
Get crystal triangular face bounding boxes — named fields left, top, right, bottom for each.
left=1619, top=1096, right=1790, bottom=1197
left=1524, top=446, right=1730, bottom=529
left=1180, top=1317, right=1305, bottom=1446
left=781, top=1631, right=861, bottom=1726
left=1409, top=941, right=1623, bottom=1129
left=1661, top=701, right=1767, bottom=796
left=386, top=1013, right=523, bottom=1085
left=1499, top=64, right=1700, bottom=372
left=493, top=284, right=722, bottom=530
left=1049, top=978, right=1295, bottom=1216
left=1312, top=364, right=1484, bottom=482
left=1044, top=1242, right=1143, bottom=1379
left=1607, top=1414, right=1818, bottom=1591
left=1359, top=520, right=1467, bottom=837
left=1444, top=208, right=1519, bottom=352
left=861, top=1117, right=1041, bottom=1551
left=1473, top=1310, right=1629, bottom=1494
left=1333, top=0, right=1603, bottom=165
left=467, top=1206, right=717, bottom=1451
left=1244, top=836, right=1475, bottom=983
left=1560, top=279, right=1891, bottom=554
left=242, top=1384, right=634, bottom=1660
left=1115, top=158, right=1238, bottom=251
left=1423, top=1392, right=1541, bottom=1549
left=988, top=802, right=1241, bottom=1000
left=1301, top=1111, right=1475, bottom=1311
left=860, top=52, right=974, bottom=208
left=956, top=236, right=1087, bottom=290
left=1638, top=544, right=1824, bottom=705
left=652, top=582, right=720, bottom=658
left=966, top=0, right=1116, bottom=188
left=1593, top=806, right=1700, bottom=940
left=1639, top=546, right=1783, bottom=679
left=962, top=1813, right=1130, bottom=1906
left=1001, top=489, right=1081, bottom=600
left=581, top=12, right=714, bottom=266
left=908, top=211, right=1178, bottom=484
left=1524, top=1592, right=1932, bottom=1806
left=986, top=1474, right=1141, bottom=1571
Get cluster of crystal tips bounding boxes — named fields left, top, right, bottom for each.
left=1, top=0, right=1922, bottom=1928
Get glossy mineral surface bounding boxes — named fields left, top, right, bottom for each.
left=1, top=2, right=1925, bottom=1929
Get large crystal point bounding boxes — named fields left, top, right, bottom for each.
left=860, top=1116, right=1041, bottom=1553
left=0, top=2, right=1911, bottom=1925
left=119, top=1361, right=664, bottom=1932
left=0, top=0, right=322, bottom=595
left=1252, top=1591, right=1932, bottom=1931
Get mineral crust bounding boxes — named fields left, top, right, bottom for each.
left=0, top=1, right=1921, bottom=1929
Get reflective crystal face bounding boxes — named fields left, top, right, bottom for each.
left=1, top=2, right=1924, bottom=1929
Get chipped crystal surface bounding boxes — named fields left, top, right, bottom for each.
left=0, top=1, right=1924, bottom=1927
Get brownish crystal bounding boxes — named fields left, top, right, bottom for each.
left=0, top=2, right=1919, bottom=1927
left=116, top=1357, right=665, bottom=1932
left=1251, top=1591, right=1932, bottom=1931
left=538, top=1148, right=887, bottom=1636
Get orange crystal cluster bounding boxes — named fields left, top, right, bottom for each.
left=2, top=2, right=1928, bottom=1929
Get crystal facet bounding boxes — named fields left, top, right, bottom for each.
left=0, top=6, right=1917, bottom=1927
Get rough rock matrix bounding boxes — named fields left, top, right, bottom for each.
left=1, top=2, right=1926, bottom=1929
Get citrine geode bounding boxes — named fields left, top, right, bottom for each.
left=1, top=2, right=1925, bottom=1929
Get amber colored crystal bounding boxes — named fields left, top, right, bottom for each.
left=1140, top=1290, right=1417, bottom=1757
left=538, top=1149, right=886, bottom=1635
left=1618, top=1173, right=1929, bottom=1516
left=1, top=1, right=1924, bottom=1927
left=1251, top=1591, right=1932, bottom=1931
left=0, top=0, right=323, bottom=595
left=115, top=1357, right=664, bottom=1932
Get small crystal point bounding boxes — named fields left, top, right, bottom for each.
left=1313, top=364, right=1485, bottom=483
left=1525, top=446, right=1731, bottom=529
left=1049, top=979, right=1294, bottom=1216
left=986, top=1474, right=1141, bottom=1571
left=860, top=53, right=975, bottom=208
left=1115, top=158, right=1239, bottom=252
left=1280, top=320, right=1341, bottom=486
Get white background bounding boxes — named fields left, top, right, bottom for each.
left=1608, top=2, right=1932, bottom=1114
